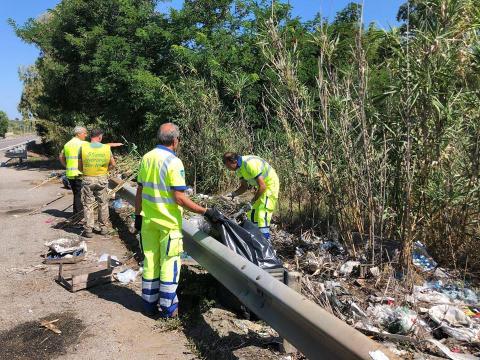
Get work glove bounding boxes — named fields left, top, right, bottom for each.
left=204, top=207, right=223, bottom=223
left=134, top=215, right=142, bottom=232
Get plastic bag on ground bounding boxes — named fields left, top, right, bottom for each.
left=339, top=261, right=360, bottom=276
left=388, top=307, right=418, bottom=334
left=429, top=304, right=480, bottom=342
left=213, top=216, right=282, bottom=269
left=367, top=305, right=418, bottom=335
left=116, top=268, right=140, bottom=284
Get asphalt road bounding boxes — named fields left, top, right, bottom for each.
left=0, top=135, right=38, bottom=151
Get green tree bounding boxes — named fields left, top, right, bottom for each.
left=0, top=111, right=9, bottom=137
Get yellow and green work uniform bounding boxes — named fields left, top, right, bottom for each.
left=236, top=155, right=279, bottom=240
left=137, top=145, right=187, bottom=317
left=64, top=137, right=87, bottom=178
left=79, top=142, right=111, bottom=233
left=63, top=137, right=87, bottom=215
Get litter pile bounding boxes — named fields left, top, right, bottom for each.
left=44, top=237, right=87, bottom=264
left=269, top=227, right=480, bottom=359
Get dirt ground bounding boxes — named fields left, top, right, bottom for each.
left=0, top=150, right=196, bottom=360
left=0, top=144, right=288, bottom=360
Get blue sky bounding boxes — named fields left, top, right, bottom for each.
left=0, top=0, right=404, bottom=119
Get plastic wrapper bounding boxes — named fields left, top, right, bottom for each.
left=45, top=237, right=87, bottom=255
left=116, top=268, right=140, bottom=284
left=429, top=304, right=480, bottom=342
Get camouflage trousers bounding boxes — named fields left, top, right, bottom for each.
left=81, top=175, right=110, bottom=232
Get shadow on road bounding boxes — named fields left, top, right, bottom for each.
left=88, top=283, right=144, bottom=314
left=43, top=208, right=73, bottom=219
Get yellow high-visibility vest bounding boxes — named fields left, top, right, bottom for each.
left=137, top=146, right=187, bottom=230
left=63, top=137, right=87, bottom=178
left=236, top=155, right=280, bottom=198
left=81, top=142, right=111, bottom=176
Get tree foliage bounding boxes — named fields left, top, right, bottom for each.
left=0, top=111, right=9, bottom=137
left=12, top=0, right=480, bottom=271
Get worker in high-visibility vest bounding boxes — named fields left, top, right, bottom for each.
left=134, top=123, right=221, bottom=317
left=78, top=128, right=116, bottom=238
left=223, top=152, right=280, bottom=240
left=59, top=126, right=88, bottom=216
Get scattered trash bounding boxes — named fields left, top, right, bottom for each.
left=369, top=349, right=389, bottom=360
left=115, top=268, right=140, bottom=284
left=40, top=319, right=61, bottom=334
left=410, top=284, right=452, bottom=304
left=366, top=305, right=418, bottom=335
left=98, top=253, right=119, bottom=263
left=412, top=241, right=437, bottom=271
left=429, top=305, right=480, bottom=342
left=320, top=240, right=345, bottom=254
left=369, top=266, right=380, bottom=277
left=412, top=282, right=479, bottom=305
left=388, top=307, right=418, bottom=335
left=44, top=238, right=86, bottom=264
left=427, top=339, right=479, bottom=360
left=339, top=261, right=360, bottom=276
left=112, top=198, right=124, bottom=209
left=295, top=247, right=305, bottom=257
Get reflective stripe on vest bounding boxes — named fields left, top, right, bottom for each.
left=241, top=156, right=272, bottom=187
left=138, top=148, right=184, bottom=229
left=243, top=156, right=272, bottom=179
left=81, top=143, right=111, bottom=176
left=64, top=137, right=85, bottom=178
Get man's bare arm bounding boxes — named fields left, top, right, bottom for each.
left=173, top=191, right=206, bottom=215
left=59, top=150, right=66, bottom=168
left=135, top=185, right=143, bottom=215
left=252, top=176, right=267, bottom=203
left=234, top=180, right=249, bottom=196
left=109, top=153, right=116, bottom=170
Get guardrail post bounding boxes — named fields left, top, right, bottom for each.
left=280, top=271, right=301, bottom=354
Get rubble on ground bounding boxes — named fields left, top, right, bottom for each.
left=269, top=224, right=480, bottom=359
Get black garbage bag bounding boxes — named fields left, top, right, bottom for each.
left=213, top=217, right=282, bottom=269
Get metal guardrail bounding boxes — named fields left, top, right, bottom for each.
left=0, top=139, right=36, bottom=152
left=111, top=178, right=397, bottom=360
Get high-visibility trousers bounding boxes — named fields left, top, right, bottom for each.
left=141, top=218, right=183, bottom=317
left=247, top=193, right=278, bottom=240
